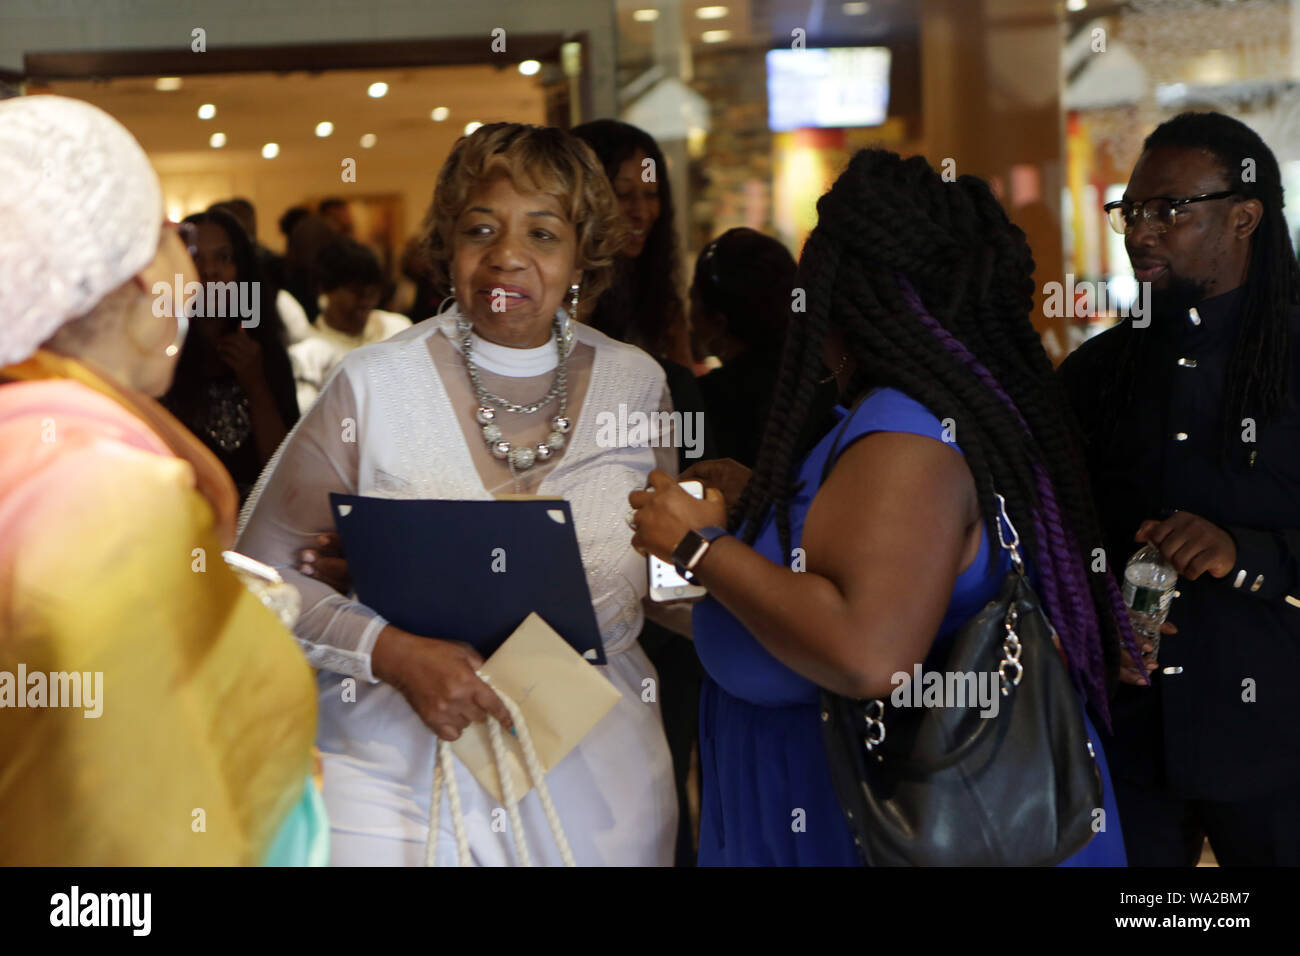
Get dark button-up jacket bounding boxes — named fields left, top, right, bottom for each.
left=1059, top=287, right=1300, bottom=801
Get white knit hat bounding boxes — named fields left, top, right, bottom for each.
left=0, top=95, right=164, bottom=366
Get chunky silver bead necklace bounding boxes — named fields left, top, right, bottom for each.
left=458, top=315, right=572, bottom=473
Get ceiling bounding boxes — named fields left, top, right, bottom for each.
left=615, top=0, right=919, bottom=54
left=44, top=63, right=549, bottom=171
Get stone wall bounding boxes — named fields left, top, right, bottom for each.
left=686, top=45, right=776, bottom=256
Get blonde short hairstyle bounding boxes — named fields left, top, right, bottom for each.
left=420, top=123, right=627, bottom=303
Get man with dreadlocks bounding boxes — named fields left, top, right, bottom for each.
left=1060, top=112, right=1300, bottom=866
left=629, top=149, right=1131, bottom=866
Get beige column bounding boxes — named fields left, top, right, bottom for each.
left=921, top=0, right=1067, bottom=357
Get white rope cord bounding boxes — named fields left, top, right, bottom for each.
left=486, top=685, right=531, bottom=866
left=491, top=676, right=577, bottom=867
left=427, top=736, right=471, bottom=866
left=425, top=673, right=576, bottom=867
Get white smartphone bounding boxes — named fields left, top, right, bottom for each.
left=648, top=480, right=709, bottom=603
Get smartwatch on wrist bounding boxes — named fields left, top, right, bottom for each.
left=672, top=526, right=728, bottom=582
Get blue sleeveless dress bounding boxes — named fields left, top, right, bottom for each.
left=692, top=388, right=1127, bottom=866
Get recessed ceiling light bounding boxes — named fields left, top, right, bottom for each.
left=197, top=103, right=216, bottom=120
left=518, top=59, right=541, bottom=76
left=464, top=121, right=483, bottom=136
left=702, top=29, right=731, bottom=43
left=316, top=121, right=334, bottom=137
left=431, top=106, right=450, bottom=122
left=360, top=133, right=377, bottom=148
left=843, top=1, right=870, bottom=14
left=1066, top=0, right=1087, bottom=10
left=696, top=5, right=729, bottom=19
left=155, top=77, right=182, bottom=92
left=262, top=142, right=280, bottom=159
left=368, top=81, right=388, bottom=98
left=632, top=9, right=660, bottom=22
left=209, top=132, right=226, bottom=148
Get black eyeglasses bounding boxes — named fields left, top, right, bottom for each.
left=1103, top=190, right=1238, bottom=235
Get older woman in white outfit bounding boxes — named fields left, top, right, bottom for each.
left=236, top=123, right=678, bottom=866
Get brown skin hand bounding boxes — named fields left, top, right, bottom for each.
left=1136, top=513, right=1237, bottom=581
left=297, top=532, right=350, bottom=593
left=679, top=458, right=752, bottom=508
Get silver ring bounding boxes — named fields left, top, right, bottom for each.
left=625, top=510, right=638, bottom=531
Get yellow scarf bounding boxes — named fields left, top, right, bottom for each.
left=1, top=349, right=239, bottom=547
left=0, top=349, right=317, bottom=864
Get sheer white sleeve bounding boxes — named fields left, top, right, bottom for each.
left=654, top=384, right=679, bottom=478
left=236, top=369, right=388, bottom=682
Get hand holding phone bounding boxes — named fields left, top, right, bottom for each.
left=648, top=480, right=709, bottom=603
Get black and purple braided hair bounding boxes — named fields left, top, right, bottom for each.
left=899, top=279, right=1141, bottom=716
left=734, top=148, right=1135, bottom=724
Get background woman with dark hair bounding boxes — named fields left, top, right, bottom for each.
left=694, top=227, right=837, bottom=469
left=572, top=119, right=713, bottom=863
left=162, top=208, right=299, bottom=502
left=570, top=119, right=712, bottom=467
left=570, top=119, right=692, bottom=367
left=630, top=149, right=1135, bottom=866
left=210, top=197, right=313, bottom=346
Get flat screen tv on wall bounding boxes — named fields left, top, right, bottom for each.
left=766, top=46, right=892, bottom=132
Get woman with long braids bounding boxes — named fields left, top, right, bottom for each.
left=629, top=149, right=1136, bottom=865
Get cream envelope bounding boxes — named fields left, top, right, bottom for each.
left=449, top=611, right=622, bottom=805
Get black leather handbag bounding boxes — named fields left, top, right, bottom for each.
left=816, top=400, right=1103, bottom=866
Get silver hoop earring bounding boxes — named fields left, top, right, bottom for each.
left=437, top=282, right=459, bottom=316
left=165, top=311, right=189, bottom=358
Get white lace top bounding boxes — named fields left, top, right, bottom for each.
left=236, top=307, right=674, bottom=681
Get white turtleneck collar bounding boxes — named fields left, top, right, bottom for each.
left=437, top=304, right=576, bottom=378
left=468, top=330, right=558, bottom=376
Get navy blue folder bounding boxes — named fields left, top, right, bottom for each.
left=329, top=493, right=606, bottom=665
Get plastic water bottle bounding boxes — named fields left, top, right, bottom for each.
left=1122, top=543, right=1177, bottom=659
